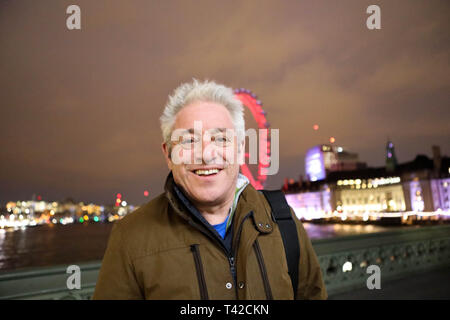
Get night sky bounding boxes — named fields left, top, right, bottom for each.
left=1, top=0, right=449, bottom=206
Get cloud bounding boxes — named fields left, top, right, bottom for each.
left=0, top=0, right=449, bottom=203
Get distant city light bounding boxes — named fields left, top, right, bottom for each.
left=116, top=193, right=122, bottom=199
left=329, top=137, right=336, bottom=143
left=0, top=197, right=138, bottom=229
left=337, top=177, right=401, bottom=187
left=337, top=147, right=343, bottom=152
left=144, top=190, right=149, bottom=197
left=313, top=124, right=319, bottom=131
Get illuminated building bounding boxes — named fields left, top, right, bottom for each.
left=284, top=182, right=332, bottom=220
left=285, top=144, right=450, bottom=221
left=305, top=145, right=367, bottom=182
left=334, top=176, right=406, bottom=214
left=431, top=178, right=450, bottom=211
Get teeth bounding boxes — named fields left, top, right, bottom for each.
left=194, top=169, right=220, bottom=176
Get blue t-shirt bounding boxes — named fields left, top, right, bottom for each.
left=212, top=215, right=230, bottom=239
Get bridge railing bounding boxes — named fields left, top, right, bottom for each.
left=1, top=224, right=449, bottom=299
left=313, top=224, right=450, bottom=296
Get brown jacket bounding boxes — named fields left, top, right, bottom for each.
left=93, top=174, right=327, bottom=300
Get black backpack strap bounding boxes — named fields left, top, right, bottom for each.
left=261, top=190, right=300, bottom=299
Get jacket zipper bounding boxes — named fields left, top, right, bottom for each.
left=253, top=239, right=273, bottom=300
left=188, top=211, right=253, bottom=299
left=188, top=220, right=237, bottom=288
left=228, top=256, right=236, bottom=283
left=190, top=244, right=209, bottom=300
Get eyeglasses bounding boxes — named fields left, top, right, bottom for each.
left=174, top=132, right=235, bottom=150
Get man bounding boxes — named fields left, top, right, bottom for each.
left=93, top=79, right=327, bottom=300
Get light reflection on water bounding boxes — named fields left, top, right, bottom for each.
left=303, top=222, right=419, bottom=240
left=0, top=222, right=420, bottom=271
left=0, top=223, right=114, bottom=272
left=0, top=229, right=6, bottom=269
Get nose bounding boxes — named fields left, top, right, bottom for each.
left=201, top=138, right=218, bottom=164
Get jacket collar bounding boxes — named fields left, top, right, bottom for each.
left=164, top=172, right=191, bottom=222
left=234, top=180, right=274, bottom=234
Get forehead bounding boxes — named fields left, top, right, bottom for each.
left=173, top=101, right=234, bottom=131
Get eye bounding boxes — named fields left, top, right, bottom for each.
left=213, top=135, right=232, bottom=145
left=180, top=137, right=193, bottom=144
left=180, top=135, right=200, bottom=145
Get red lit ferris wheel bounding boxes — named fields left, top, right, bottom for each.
left=234, top=88, right=271, bottom=190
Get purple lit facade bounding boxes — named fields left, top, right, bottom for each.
left=305, top=145, right=326, bottom=182
left=285, top=186, right=332, bottom=220
left=430, top=178, right=450, bottom=211
left=305, top=145, right=366, bottom=182
left=409, top=180, right=425, bottom=212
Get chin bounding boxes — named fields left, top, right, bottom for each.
left=192, top=189, right=224, bottom=204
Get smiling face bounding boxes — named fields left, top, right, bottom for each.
left=162, top=100, right=244, bottom=208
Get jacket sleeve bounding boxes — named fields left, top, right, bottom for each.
left=92, top=221, right=144, bottom=300
left=293, top=211, right=328, bottom=300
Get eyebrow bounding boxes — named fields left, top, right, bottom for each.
left=173, top=128, right=197, bottom=136
left=208, top=128, right=229, bottom=134
left=177, top=128, right=230, bottom=134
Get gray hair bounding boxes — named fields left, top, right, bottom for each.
left=160, top=79, right=245, bottom=146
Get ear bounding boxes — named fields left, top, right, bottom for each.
left=161, top=142, right=173, bottom=170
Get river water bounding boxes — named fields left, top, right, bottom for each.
left=0, top=222, right=418, bottom=272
